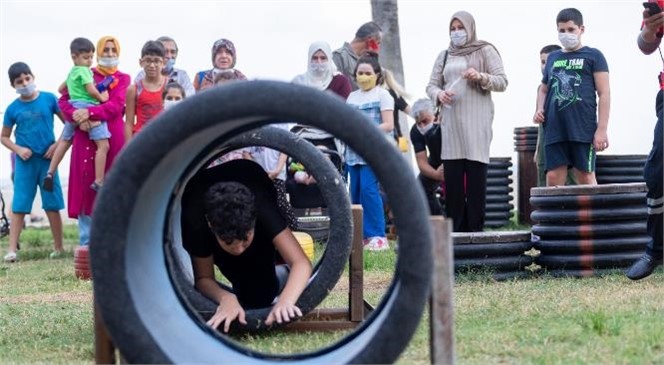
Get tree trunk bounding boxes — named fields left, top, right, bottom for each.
left=371, top=0, right=412, bottom=166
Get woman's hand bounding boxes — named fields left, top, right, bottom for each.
left=437, top=90, right=456, bottom=105
left=207, top=295, right=247, bottom=333
left=72, top=108, right=90, bottom=124
left=265, top=300, right=303, bottom=326
left=462, top=67, right=482, bottom=81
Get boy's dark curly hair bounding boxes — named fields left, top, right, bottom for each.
left=204, top=182, right=256, bottom=243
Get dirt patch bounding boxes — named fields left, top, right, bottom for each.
left=1, top=291, right=92, bottom=305
left=331, top=273, right=393, bottom=293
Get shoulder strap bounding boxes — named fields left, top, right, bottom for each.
left=440, top=50, right=449, bottom=86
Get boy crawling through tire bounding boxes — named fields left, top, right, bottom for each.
left=181, top=159, right=312, bottom=333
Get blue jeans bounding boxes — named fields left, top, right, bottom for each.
left=643, top=90, right=663, bottom=257
left=347, top=164, right=385, bottom=239
left=78, top=214, right=92, bottom=246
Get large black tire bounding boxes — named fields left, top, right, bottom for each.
left=89, top=81, right=433, bottom=364
left=534, top=235, right=650, bottom=254
left=532, top=221, right=647, bottom=239
left=535, top=251, right=644, bottom=270
left=454, top=242, right=532, bottom=259
left=529, top=192, right=646, bottom=209
left=455, top=255, right=534, bottom=272
left=530, top=206, right=647, bottom=223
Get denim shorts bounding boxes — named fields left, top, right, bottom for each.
left=66, top=100, right=111, bottom=141
left=61, top=121, right=110, bottom=141
left=12, top=155, right=64, bottom=213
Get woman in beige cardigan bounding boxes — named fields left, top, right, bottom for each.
left=426, top=10, right=508, bottom=232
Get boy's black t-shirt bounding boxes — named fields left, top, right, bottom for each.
left=410, top=124, right=442, bottom=169
left=181, top=159, right=287, bottom=309
left=541, top=46, right=609, bottom=145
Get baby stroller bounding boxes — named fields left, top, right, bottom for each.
left=286, top=125, right=346, bottom=242
left=0, top=191, right=10, bottom=238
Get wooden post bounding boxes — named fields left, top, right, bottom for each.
left=349, top=205, right=364, bottom=322
left=94, top=301, right=116, bottom=364
left=429, top=216, right=455, bottom=365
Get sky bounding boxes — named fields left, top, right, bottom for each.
left=0, top=0, right=660, bottom=185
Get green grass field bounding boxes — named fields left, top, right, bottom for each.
left=1, top=225, right=663, bottom=364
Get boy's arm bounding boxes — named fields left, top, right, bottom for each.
left=1, top=126, right=32, bottom=160
left=191, top=255, right=247, bottom=332
left=593, top=72, right=611, bottom=150
left=58, top=81, right=67, bottom=94
left=124, top=84, right=137, bottom=143
left=85, top=82, right=108, bottom=103
left=533, top=84, right=548, bottom=123
left=266, top=228, right=313, bottom=325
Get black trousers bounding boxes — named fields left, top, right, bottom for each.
left=442, top=159, right=488, bottom=232
left=644, top=90, right=663, bottom=258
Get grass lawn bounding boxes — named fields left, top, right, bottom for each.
left=1, top=225, right=663, bottom=364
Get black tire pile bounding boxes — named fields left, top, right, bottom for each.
left=453, top=230, right=534, bottom=280
left=484, top=157, right=515, bottom=228
left=595, top=154, right=647, bottom=184
left=530, top=183, right=648, bottom=277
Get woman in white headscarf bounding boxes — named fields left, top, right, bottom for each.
left=292, top=41, right=351, bottom=152
left=426, top=10, right=508, bottom=233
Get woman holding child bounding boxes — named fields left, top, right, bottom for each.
left=426, top=11, right=507, bottom=232
left=58, top=36, right=130, bottom=246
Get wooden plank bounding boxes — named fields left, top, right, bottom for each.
left=94, top=301, right=116, bottom=365
left=349, top=205, right=364, bottom=322
left=429, top=217, right=455, bottom=365
left=282, top=321, right=359, bottom=332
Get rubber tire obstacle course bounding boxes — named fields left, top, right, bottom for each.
left=89, top=81, right=433, bottom=364
left=530, top=183, right=648, bottom=277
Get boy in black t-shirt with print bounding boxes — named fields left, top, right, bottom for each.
left=181, top=159, right=312, bottom=333
left=534, top=8, right=611, bottom=186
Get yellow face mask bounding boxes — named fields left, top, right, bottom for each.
left=356, top=74, right=378, bottom=91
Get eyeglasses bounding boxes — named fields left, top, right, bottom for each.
left=141, top=58, right=163, bottom=65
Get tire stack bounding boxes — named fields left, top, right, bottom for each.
left=514, top=126, right=539, bottom=225
left=530, top=183, right=648, bottom=277
left=74, top=245, right=91, bottom=280
left=596, top=154, right=647, bottom=184
left=485, top=157, right=515, bottom=228
left=453, top=231, right=534, bottom=280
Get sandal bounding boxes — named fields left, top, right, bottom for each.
left=43, top=172, right=54, bottom=192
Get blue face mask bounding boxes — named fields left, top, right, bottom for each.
left=164, top=58, right=176, bottom=72
left=16, top=82, right=36, bottom=96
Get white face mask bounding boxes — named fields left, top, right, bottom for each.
left=309, top=62, right=327, bottom=77
left=450, top=30, right=467, bottom=47
left=558, top=32, right=579, bottom=50
left=163, top=99, right=181, bottom=110
left=16, top=82, right=36, bottom=96
left=98, top=57, right=120, bottom=67
left=416, top=122, right=435, bottom=135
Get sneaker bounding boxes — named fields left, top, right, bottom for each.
left=49, top=250, right=65, bottom=259
left=43, top=173, right=54, bottom=192
left=365, top=236, right=389, bottom=251
left=3, top=251, right=17, bottom=263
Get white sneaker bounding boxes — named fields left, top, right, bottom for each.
left=3, top=251, right=17, bottom=262
left=365, top=237, right=389, bottom=251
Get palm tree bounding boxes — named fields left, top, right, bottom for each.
left=371, top=0, right=411, bottom=163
